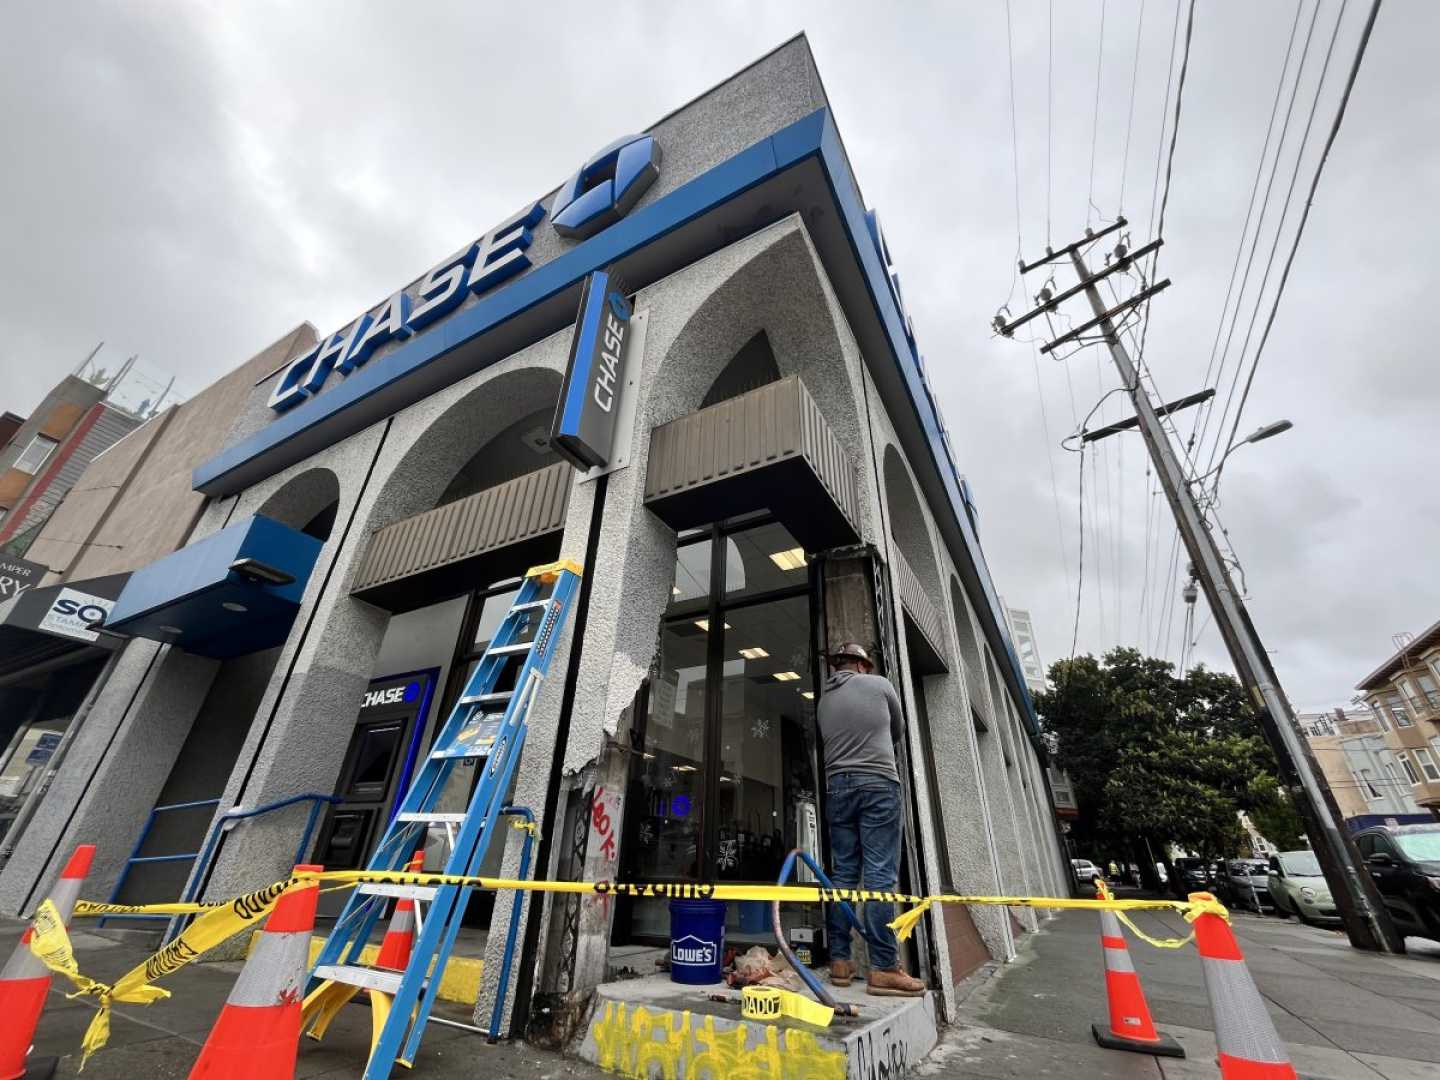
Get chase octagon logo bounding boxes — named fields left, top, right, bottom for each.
left=552, top=134, right=662, bottom=241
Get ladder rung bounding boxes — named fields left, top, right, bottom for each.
left=486, top=643, right=533, bottom=656
left=431, top=745, right=490, bottom=760
left=460, top=690, right=513, bottom=706
left=512, top=599, right=549, bottom=613
left=313, top=964, right=405, bottom=995
left=395, top=812, right=468, bottom=825
left=358, top=883, right=437, bottom=901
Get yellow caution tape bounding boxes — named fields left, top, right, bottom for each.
left=43, top=866, right=1226, bottom=1063
left=34, top=877, right=314, bottom=1067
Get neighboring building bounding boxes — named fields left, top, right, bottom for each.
left=0, top=413, right=26, bottom=450
left=0, top=325, right=316, bottom=854
left=1356, top=624, right=1440, bottom=819
left=1301, top=706, right=1430, bottom=830
left=0, top=376, right=145, bottom=556
left=1003, top=602, right=1077, bottom=821
left=0, top=37, right=1064, bottom=1037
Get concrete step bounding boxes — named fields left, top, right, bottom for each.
left=572, top=973, right=938, bottom=1077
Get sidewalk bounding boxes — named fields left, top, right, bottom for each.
left=2, top=920, right=606, bottom=1079
left=922, top=902, right=1440, bottom=1079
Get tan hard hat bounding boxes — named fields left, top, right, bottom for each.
left=830, top=642, right=871, bottom=665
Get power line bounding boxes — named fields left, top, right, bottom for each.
left=1215, top=0, right=1381, bottom=486
left=1195, top=0, right=1328, bottom=473
left=1047, top=0, right=1055, bottom=245
left=1086, top=0, right=1109, bottom=224
left=1118, top=0, right=1147, bottom=213
left=1185, top=1, right=1306, bottom=457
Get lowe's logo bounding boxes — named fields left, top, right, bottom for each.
left=670, top=934, right=717, bottom=967
left=269, top=134, right=661, bottom=414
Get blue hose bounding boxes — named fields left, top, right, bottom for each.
left=770, top=848, right=865, bottom=1016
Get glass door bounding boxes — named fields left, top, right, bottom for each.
left=618, top=516, right=820, bottom=945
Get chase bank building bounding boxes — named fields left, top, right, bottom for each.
left=3, top=37, right=1065, bottom=1031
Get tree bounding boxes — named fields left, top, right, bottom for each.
left=1036, top=647, right=1285, bottom=880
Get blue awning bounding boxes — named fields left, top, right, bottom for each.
left=105, top=515, right=322, bottom=658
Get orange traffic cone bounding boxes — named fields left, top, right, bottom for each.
left=0, top=843, right=95, bottom=1080
left=1091, top=885, right=1184, bottom=1058
left=375, top=850, right=424, bottom=971
left=1191, top=893, right=1296, bottom=1079
left=189, top=865, right=321, bottom=1079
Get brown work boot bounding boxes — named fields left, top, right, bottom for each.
left=867, top=967, right=924, bottom=997
left=829, top=959, right=854, bottom=987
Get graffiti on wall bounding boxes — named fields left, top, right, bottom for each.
left=587, top=1000, right=846, bottom=1080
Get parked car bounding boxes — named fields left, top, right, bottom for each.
left=1353, top=824, right=1440, bottom=942
left=1267, top=850, right=1340, bottom=926
left=1221, top=858, right=1273, bottom=913
left=1171, top=857, right=1212, bottom=897
left=1071, top=859, right=1105, bottom=889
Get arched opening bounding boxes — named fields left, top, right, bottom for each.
left=882, top=445, right=941, bottom=599
left=699, top=331, right=781, bottom=408
left=435, top=406, right=561, bottom=507
left=257, top=467, right=341, bottom=540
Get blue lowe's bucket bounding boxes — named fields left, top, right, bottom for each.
left=668, top=900, right=725, bottom=984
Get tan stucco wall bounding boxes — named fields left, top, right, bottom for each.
left=29, top=324, right=318, bottom=585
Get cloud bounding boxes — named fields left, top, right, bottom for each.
left=2, top=1, right=1435, bottom=709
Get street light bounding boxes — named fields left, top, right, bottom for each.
left=1192, top=419, right=1294, bottom=486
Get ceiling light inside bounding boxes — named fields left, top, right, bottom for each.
left=738, top=646, right=769, bottom=660
left=772, top=671, right=800, bottom=682
left=221, top=601, right=248, bottom=613
left=768, top=548, right=806, bottom=572
left=799, top=691, right=815, bottom=700
left=694, top=619, right=731, bottom=632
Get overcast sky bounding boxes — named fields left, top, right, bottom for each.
left=3, top=2, right=1436, bottom=709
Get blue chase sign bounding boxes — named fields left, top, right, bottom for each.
left=550, top=269, right=633, bottom=471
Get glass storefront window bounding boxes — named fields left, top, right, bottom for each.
left=623, top=517, right=820, bottom=943
left=715, top=597, right=817, bottom=883
left=626, top=621, right=708, bottom=883
left=470, top=582, right=522, bottom=651
left=724, top=521, right=808, bottom=601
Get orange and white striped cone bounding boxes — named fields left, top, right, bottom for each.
left=1191, top=893, right=1296, bottom=1079
left=0, top=843, right=95, bottom=1080
left=189, top=865, right=321, bottom=1079
left=302, top=850, right=426, bottom=1052
left=375, top=850, right=424, bottom=971
left=1090, top=887, right=1184, bottom=1058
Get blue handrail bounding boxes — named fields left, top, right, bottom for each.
left=99, top=791, right=341, bottom=937
left=158, top=792, right=343, bottom=942
left=487, top=805, right=536, bottom=1041
left=97, top=798, right=221, bottom=927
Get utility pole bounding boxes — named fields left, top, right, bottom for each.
left=999, top=220, right=1403, bottom=953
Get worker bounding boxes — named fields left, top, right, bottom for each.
left=818, top=642, right=924, bottom=997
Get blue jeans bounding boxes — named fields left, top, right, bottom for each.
left=825, top=772, right=902, bottom=971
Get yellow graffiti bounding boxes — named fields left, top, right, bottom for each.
left=586, top=999, right=845, bottom=1079
left=783, top=1029, right=847, bottom=1080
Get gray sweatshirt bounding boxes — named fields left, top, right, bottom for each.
left=817, top=670, right=903, bottom=782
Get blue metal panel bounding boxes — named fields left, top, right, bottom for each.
left=105, top=514, right=322, bottom=658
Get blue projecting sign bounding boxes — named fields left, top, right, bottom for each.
left=550, top=269, right=633, bottom=471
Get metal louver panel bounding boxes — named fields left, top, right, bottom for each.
left=351, top=462, right=571, bottom=612
left=643, top=376, right=860, bottom=549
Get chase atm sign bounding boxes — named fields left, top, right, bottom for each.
left=267, top=134, right=660, bottom=416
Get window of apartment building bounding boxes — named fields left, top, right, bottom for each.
left=1398, top=752, right=1422, bottom=785
left=1386, top=693, right=1413, bottom=727
left=1415, top=747, right=1440, bottom=784
left=1418, top=674, right=1439, bottom=708
left=13, top=434, right=58, bottom=473
left=1382, top=759, right=1403, bottom=793
left=1356, top=769, right=1382, bottom=800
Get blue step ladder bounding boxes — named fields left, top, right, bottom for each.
left=302, top=560, right=582, bottom=1077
